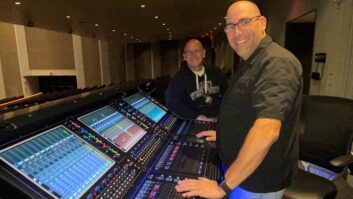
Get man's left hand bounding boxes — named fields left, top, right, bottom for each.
left=175, top=177, right=226, bottom=199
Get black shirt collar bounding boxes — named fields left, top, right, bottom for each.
left=240, top=35, right=273, bottom=65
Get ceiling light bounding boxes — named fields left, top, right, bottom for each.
left=140, top=4, right=145, bottom=8
left=166, top=28, right=170, bottom=31
left=214, top=27, right=217, bottom=30
left=162, top=23, right=166, bottom=26
left=112, top=29, right=116, bottom=32
left=210, top=30, right=213, bottom=33
left=66, top=15, right=71, bottom=19
left=205, top=33, right=208, bottom=36
left=218, top=22, right=222, bottom=26
left=168, top=32, right=172, bottom=34
left=94, top=24, right=99, bottom=27
left=123, top=33, right=127, bottom=36
left=130, top=36, right=134, bottom=39
left=224, top=16, right=227, bottom=19
left=154, top=16, right=159, bottom=19
left=14, top=2, right=21, bottom=5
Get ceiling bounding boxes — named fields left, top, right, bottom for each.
left=0, top=0, right=241, bottom=43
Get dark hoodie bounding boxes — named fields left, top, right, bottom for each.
left=165, top=61, right=228, bottom=119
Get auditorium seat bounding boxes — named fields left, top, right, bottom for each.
left=283, top=95, right=353, bottom=199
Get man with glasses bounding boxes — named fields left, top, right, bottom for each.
left=165, top=38, right=227, bottom=121
left=175, top=1, right=302, bottom=198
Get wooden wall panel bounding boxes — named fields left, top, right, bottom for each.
left=0, top=22, right=23, bottom=97
left=81, top=36, right=101, bottom=87
left=26, top=27, right=75, bottom=70
left=134, top=43, right=152, bottom=80
left=108, top=41, right=126, bottom=84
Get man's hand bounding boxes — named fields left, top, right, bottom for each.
left=175, top=177, right=226, bottom=199
left=196, top=114, right=209, bottom=121
left=196, top=130, right=216, bottom=142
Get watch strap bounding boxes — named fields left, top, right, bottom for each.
left=219, top=181, right=232, bottom=195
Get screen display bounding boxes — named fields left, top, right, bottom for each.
left=0, top=126, right=114, bottom=199
left=124, top=93, right=167, bottom=122
left=78, top=106, right=147, bottom=152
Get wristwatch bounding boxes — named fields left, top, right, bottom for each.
left=219, top=180, right=232, bottom=195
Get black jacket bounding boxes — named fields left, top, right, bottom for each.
left=165, top=61, right=228, bottom=119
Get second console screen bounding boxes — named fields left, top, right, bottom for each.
left=78, top=106, right=147, bottom=152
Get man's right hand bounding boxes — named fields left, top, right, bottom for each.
left=196, top=114, right=209, bottom=121
left=196, top=115, right=217, bottom=122
left=196, top=130, right=216, bottom=142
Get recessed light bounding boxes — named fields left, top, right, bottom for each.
left=94, top=24, right=99, bottom=27
left=201, top=35, right=204, bottom=38
left=166, top=28, right=170, bottom=31
left=214, top=27, right=217, bottom=30
left=168, top=32, right=172, bottom=34
left=162, top=23, right=166, bottom=26
left=123, top=33, right=127, bottom=36
left=210, top=30, right=213, bottom=33
left=130, top=36, right=134, bottom=39
left=140, top=4, right=145, bottom=8
left=112, top=29, right=116, bottom=32
left=66, top=15, right=71, bottom=19
left=224, top=16, right=227, bottom=19
left=205, top=33, right=208, bottom=36
left=218, top=22, right=222, bottom=26
left=14, top=2, right=21, bottom=5
left=154, top=16, right=159, bottom=19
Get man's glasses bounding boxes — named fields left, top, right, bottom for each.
left=224, top=16, right=261, bottom=33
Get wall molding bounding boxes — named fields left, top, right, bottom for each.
left=342, top=1, right=353, bottom=99
left=99, top=40, right=111, bottom=86
left=73, top=34, right=85, bottom=88
left=0, top=57, right=6, bottom=99
left=14, top=24, right=31, bottom=96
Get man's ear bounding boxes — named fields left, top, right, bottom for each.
left=259, top=16, right=267, bottom=30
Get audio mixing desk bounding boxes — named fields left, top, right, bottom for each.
left=0, top=92, right=222, bottom=199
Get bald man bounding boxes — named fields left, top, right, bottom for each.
left=165, top=38, right=227, bottom=121
left=175, top=1, right=303, bottom=198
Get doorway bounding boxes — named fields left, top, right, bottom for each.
left=285, top=10, right=316, bottom=95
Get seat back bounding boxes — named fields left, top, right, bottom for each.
left=299, top=95, right=353, bottom=177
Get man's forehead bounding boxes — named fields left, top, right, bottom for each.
left=184, top=41, right=203, bottom=51
left=227, top=9, right=253, bottom=21
left=226, top=3, right=260, bottom=21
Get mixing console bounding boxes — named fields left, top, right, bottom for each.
left=129, top=172, right=199, bottom=199
left=172, top=120, right=214, bottom=144
left=123, top=93, right=177, bottom=130
left=0, top=91, right=221, bottom=199
left=110, top=100, right=170, bottom=139
left=77, top=106, right=166, bottom=166
left=153, top=140, right=206, bottom=175
left=124, top=93, right=167, bottom=123
left=78, top=106, right=147, bottom=153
